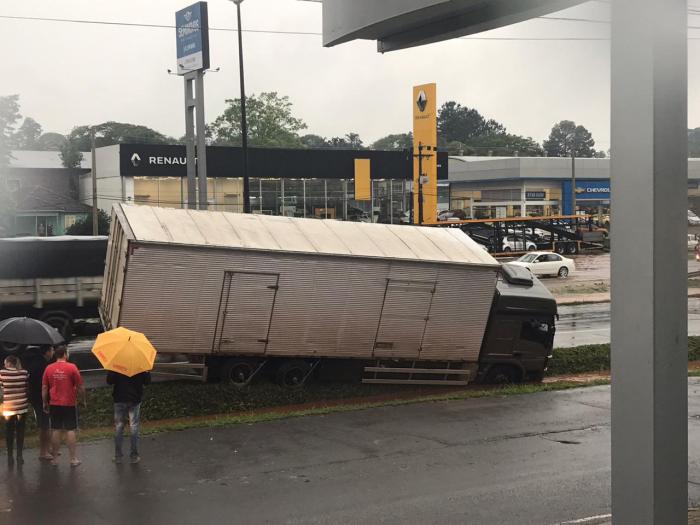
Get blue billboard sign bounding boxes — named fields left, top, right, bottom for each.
left=175, top=2, right=210, bottom=75
left=561, top=180, right=610, bottom=214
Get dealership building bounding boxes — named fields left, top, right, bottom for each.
left=83, top=144, right=449, bottom=223
left=447, top=156, right=700, bottom=218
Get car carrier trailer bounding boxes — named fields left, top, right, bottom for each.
left=100, top=204, right=556, bottom=386
left=432, top=215, right=608, bottom=256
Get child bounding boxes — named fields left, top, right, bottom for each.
left=0, top=355, right=30, bottom=465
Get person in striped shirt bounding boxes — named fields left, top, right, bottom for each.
left=1, top=355, right=29, bottom=466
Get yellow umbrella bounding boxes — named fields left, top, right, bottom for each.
left=92, top=327, right=157, bottom=377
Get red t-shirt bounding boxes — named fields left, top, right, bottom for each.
left=42, top=361, right=83, bottom=407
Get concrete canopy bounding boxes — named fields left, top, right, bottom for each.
left=322, top=0, right=585, bottom=52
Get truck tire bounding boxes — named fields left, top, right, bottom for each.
left=555, top=243, right=566, bottom=255
left=566, top=243, right=578, bottom=255
left=39, top=311, right=74, bottom=343
left=484, top=365, right=521, bottom=384
left=275, top=360, right=312, bottom=388
left=221, top=358, right=258, bottom=387
left=503, top=246, right=512, bottom=253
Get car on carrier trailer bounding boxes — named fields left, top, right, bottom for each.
left=100, top=204, right=557, bottom=387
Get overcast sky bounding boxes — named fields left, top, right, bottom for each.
left=4, top=1, right=700, bottom=150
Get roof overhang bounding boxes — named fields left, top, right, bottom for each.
left=322, top=0, right=585, bottom=52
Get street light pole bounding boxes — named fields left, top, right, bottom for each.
left=231, top=0, right=250, bottom=213
left=571, top=149, right=576, bottom=216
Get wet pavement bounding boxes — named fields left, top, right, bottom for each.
left=555, top=297, right=700, bottom=347
left=4, top=380, right=700, bottom=524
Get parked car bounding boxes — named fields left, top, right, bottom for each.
left=509, top=252, right=576, bottom=278
left=437, top=209, right=468, bottom=221
left=689, top=210, right=700, bottom=226
left=502, top=235, right=537, bottom=253
left=689, top=233, right=699, bottom=251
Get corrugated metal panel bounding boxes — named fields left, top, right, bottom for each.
left=444, top=228, right=497, bottom=266
left=122, top=205, right=172, bottom=243
left=292, top=218, right=352, bottom=255
left=117, top=203, right=498, bottom=267
left=420, top=266, right=497, bottom=361
left=374, top=280, right=435, bottom=359
left=151, top=206, right=207, bottom=245
left=357, top=223, right=417, bottom=260
left=223, top=213, right=280, bottom=250
left=216, top=272, right=278, bottom=354
left=182, top=208, right=243, bottom=247
left=321, top=220, right=384, bottom=258
left=261, top=215, right=316, bottom=253
left=386, top=225, right=452, bottom=262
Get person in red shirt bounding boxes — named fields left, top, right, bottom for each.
left=42, top=345, right=86, bottom=467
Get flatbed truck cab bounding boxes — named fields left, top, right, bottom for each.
left=478, top=264, right=557, bottom=383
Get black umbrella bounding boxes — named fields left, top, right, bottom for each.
left=0, top=317, right=64, bottom=346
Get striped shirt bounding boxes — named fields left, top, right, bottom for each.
left=0, top=367, right=29, bottom=416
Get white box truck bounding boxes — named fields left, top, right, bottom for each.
left=100, top=204, right=556, bottom=386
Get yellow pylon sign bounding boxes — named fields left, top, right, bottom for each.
left=413, top=83, right=437, bottom=224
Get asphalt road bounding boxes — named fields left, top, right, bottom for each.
left=555, top=297, right=700, bottom=347
left=4, top=381, right=700, bottom=524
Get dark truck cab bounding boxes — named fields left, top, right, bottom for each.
left=478, top=263, right=557, bottom=383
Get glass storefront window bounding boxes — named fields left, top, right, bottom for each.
left=326, top=180, right=345, bottom=221
left=282, top=179, right=304, bottom=217
left=305, top=179, right=327, bottom=219
left=259, top=179, right=280, bottom=215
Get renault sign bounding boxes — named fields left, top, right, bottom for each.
left=175, top=2, right=210, bottom=74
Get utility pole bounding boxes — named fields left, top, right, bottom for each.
left=90, top=129, right=98, bottom=235
left=571, top=149, right=576, bottom=216
left=413, top=142, right=433, bottom=225
left=231, top=0, right=250, bottom=213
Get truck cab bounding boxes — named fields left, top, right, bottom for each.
left=478, top=263, right=557, bottom=383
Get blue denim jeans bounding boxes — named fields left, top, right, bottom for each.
left=114, top=402, right=141, bottom=459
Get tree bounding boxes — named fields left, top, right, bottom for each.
left=65, top=209, right=111, bottom=236
left=0, top=95, right=21, bottom=237
left=371, top=132, right=413, bottom=151
left=13, top=117, right=42, bottom=150
left=59, top=138, right=83, bottom=169
left=65, top=122, right=174, bottom=151
left=300, top=134, right=328, bottom=149
left=437, top=101, right=505, bottom=144
left=209, top=92, right=307, bottom=148
left=468, top=133, right=544, bottom=157
left=0, top=95, right=21, bottom=167
left=35, top=132, right=67, bottom=151
left=689, top=128, right=700, bottom=157
left=543, top=120, right=597, bottom=157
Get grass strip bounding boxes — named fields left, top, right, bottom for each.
left=547, top=336, right=700, bottom=376
left=11, top=378, right=611, bottom=449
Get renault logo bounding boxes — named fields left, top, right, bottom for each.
left=416, top=90, right=427, bottom=112
left=130, top=153, right=141, bottom=167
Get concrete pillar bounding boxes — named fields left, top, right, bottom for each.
left=610, top=0, right=688, bottom=523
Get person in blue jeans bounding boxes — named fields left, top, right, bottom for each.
left=106, top=370, right=151, bottom=464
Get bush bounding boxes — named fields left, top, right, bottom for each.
left=547, top=336, right=700, bottom=376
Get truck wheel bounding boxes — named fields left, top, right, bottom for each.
left=39, top=311, right=74, bottom=343
left=221, top=358, right=258, bottom=387
left=275, top=360, right=312, bottom=388
left=566, top=243, right=578, bottom=255
left=558, top=267, right=569, bottom=278
left=484, top=365, right=521, bottom=384
left=503, top=246, right=512, bottom=253
left=555, top=244, right=566, bottom=255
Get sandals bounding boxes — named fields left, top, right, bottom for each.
left=70, top=459, right=82, bottom=468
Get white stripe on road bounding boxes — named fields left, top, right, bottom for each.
left=557, top=514, right=612, bottom=525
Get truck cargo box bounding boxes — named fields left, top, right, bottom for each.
left=102, top=204, right=501, bottom=363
